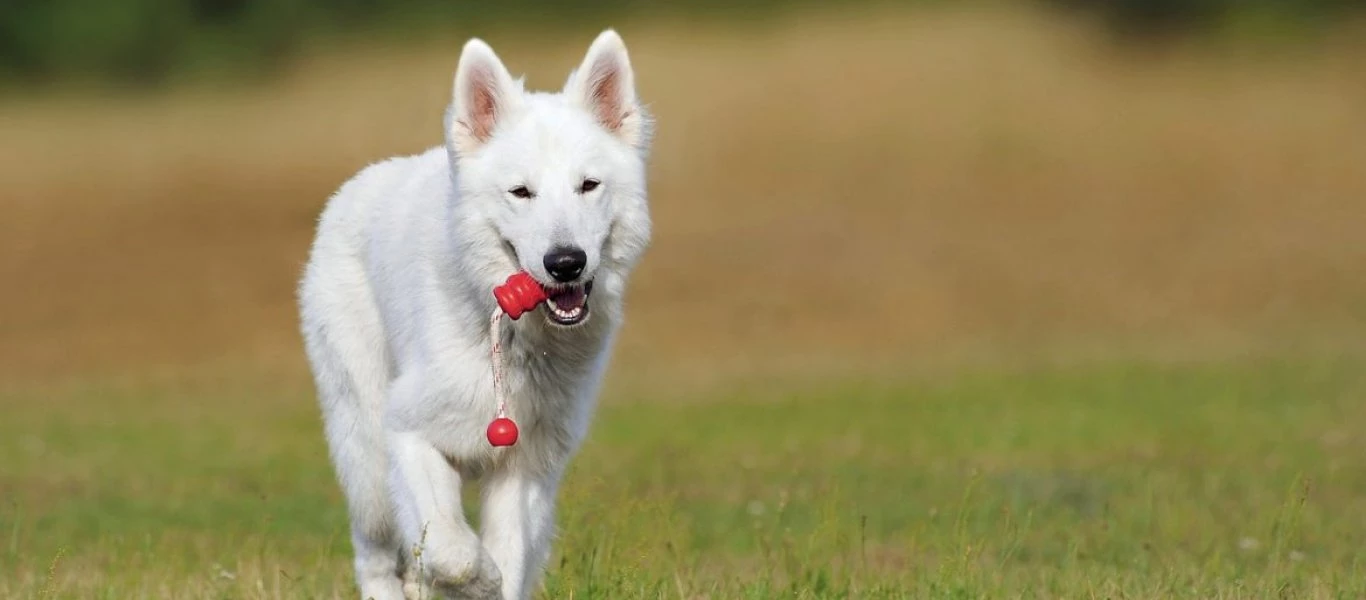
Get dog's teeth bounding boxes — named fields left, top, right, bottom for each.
left=543, top=294, right=588, bottom=323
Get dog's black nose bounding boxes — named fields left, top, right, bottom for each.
left=544, top=247, right=587, bottom=282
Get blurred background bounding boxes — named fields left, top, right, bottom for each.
left=2, top=0, right=1365, bottom=386
left=2, top=0, right=1363, bottom=387
left=3, top=0, right=1366, bottom=596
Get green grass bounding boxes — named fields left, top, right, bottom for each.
left=3, top=355, right=1365, bottom=598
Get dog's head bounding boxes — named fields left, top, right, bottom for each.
left=445, top=31, right=652, bottom=328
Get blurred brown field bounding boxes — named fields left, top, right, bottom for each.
left=2, top=5, right=1364, bottom=390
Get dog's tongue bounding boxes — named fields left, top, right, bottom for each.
left=548, top=286, right=587, bottom=311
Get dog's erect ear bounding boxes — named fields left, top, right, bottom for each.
left=565, top=30, right=650, bottom=151
left=449, top=38, right=522, bottom=157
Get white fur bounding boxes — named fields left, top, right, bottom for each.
left=298, top=31, right=651, bottom=600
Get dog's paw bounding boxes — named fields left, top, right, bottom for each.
left=429, top=551, right=502, bottom=599
left=414, top=534, right=503, bottom=600
left=401, top=573, right=423, bottom=600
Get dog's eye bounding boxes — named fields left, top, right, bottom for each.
left=579, top=178, right=601, bottom=194
left=508, top=186, right=534, bottom=199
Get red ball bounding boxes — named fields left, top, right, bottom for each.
left=486, top=417, right=519, bottom=446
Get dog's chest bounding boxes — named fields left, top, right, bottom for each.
left=503, top=338, right=599, bottom=416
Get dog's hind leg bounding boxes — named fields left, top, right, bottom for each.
left=302, top=287, right=405, bottom=599
left=351, top=528, right=405, bottom=600
left=309, top=353, right=406, bottom=598
left=313, top=355, right=406, bottom=599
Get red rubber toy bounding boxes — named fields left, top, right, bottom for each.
left=493, top=271, right=548, bottom=319
left=486, top=417, right=519, bottom=446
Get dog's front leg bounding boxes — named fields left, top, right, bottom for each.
left=388, top=431, right=503, bottom=599
left=480, top=466, right=561, bottom=600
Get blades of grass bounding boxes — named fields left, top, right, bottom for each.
left=7, top=501, right=20, bottom=561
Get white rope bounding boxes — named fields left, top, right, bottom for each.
left=489, top=308, right=508, bottom=419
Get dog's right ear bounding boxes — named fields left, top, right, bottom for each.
left=448, top=39, right=522, bottom=157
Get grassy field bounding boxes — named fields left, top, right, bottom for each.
left=2, top=4, right=1366, bottom=598
left=4, top=358, right=1366, bottom=598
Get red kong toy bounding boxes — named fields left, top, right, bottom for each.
left=487, top=271, right=547, bottom=447
left=493, top=271, right=548, bottom=319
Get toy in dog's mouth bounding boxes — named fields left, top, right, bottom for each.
left=544, top=281, right=592, bottom=326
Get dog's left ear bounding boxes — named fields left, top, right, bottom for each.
left=565, top=30, right=650, bottom=151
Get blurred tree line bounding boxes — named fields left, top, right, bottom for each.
left=1048, top=0, right=1365, bottom=38
left=1, top=0, right=1362, bottom=88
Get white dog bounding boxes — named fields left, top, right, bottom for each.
left=297, top=30, right=652, bottom=600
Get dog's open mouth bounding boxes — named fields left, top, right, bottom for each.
left=544, top=280, right=592, bottom=326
